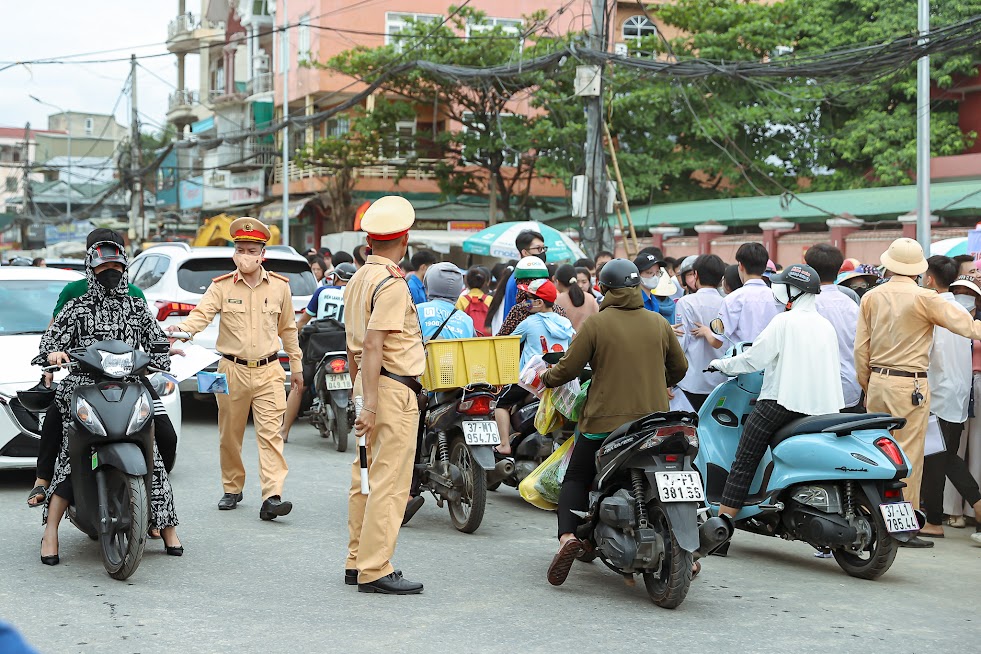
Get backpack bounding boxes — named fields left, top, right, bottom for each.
left=461, top=292, right=490, bottom=337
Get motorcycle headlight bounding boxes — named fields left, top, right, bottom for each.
left=99, top=351, right=134, bottom=377
left=75, top=397, right=107, bottom=437
left=149, top=373, right=178, bottom=397
left=126, top=392, right=152, bottom=435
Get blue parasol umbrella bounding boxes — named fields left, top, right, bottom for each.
left=462, top=221, right=586, bottom=262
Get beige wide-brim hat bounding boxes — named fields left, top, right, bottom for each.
left=653, top=270, right=678, bottom=297
left=880, top=237, right=928, bottom=276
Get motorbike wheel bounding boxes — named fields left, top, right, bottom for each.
left=642, top=504, right=693, bottom=609
left=832, top=490, right=899, bottom=580
left=447, top=437, right=487, bottom=534
left=99, top=470, right=149, bottom=581
left=333, top=404, right=350, bottom=453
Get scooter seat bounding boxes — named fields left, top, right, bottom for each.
left=771, top=412, right=899, bottom=447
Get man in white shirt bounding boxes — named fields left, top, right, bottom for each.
left=676, top=254, right=727, bottom=411
left=805, top=244, right=863, bottom=412
left=710, top=264, right=845, bottom=520
left=716, top=242, right=781, bottom=346
left=920, top=255, right=981, bottom=538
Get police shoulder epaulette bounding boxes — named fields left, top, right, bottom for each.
left=212, top=272, right=235, bottom=282
left=268, top=271, right=290, bottom=282
left=386, top=264, right=405, bottom=279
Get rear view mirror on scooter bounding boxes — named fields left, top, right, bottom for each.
left=542, top=351, right=565, bottom=366
left=709, top=318, right=725, bottom=336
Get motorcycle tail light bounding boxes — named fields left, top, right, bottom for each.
left=457, top=395, right=496, bottom=415
left=883, top=488, right=902, bottom=499
left=328, top=358, right=349, bottom=374
left=155, top=300, right=196, bottom=321
left=640, top=425, right=697, bottom=452
left=665, top=454, right=679, bottom=462
left=874, top=437, right=905, bottom=467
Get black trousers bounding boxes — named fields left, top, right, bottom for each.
left=557, top=435, right=605, bottom=538
left=721, top=400, right=804, bottom=509
left=921, top=418, right=981, bottom=524
left=682, top=391, right=710, bottom=413
left=35, top=379, right=178, bottom=479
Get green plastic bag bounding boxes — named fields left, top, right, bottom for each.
left=565, top=380, right=590, bottom=422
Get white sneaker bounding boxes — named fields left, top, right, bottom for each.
left=970, top=532, right=981, bottom=546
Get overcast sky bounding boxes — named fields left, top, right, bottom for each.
left=0, top=2, right=188, bottom=135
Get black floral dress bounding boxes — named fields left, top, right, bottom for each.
left=32, top=251, right=178, bottom=529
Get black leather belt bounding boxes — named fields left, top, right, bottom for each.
left=222, top=353, right=279, bottom=368
left=871, top=367, right=927, bottom=379
left=381, top=367, right=422, bottom=394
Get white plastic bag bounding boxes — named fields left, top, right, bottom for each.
left=518, top=354, right=549, bottom=397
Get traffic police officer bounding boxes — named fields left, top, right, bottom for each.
left=344, top=196, right=426, bottom=594
left=169, top=217, right=302, bottom=521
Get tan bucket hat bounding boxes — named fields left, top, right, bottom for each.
left=880, top=237, right=928, bottom=276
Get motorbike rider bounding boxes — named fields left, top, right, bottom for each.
left=416, top=262, right=476, bottom=340
left=539, top=259, right=688, bottom=586
left=708, top=264, right=845, bottom=525
left=31, top=241, right=182, bottom=564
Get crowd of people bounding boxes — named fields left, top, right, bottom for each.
left=22, top=199, right=981, bottom=597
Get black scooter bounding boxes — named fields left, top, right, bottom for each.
left=26, top=339, right=171, bottom=580
left=575, top=411, right=733, bottom=609
left=310, top=349, right=353, bottom=452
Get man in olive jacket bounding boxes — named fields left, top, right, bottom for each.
left=540, top=258, right=688, bottom=586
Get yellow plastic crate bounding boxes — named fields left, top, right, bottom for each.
left=420, top=336, right=522, bottom=391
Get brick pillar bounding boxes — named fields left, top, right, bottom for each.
left=826, top=216, right=864, bottom=257
left=694, top=221, right=727, bottom=255
left=649, top=225, right=681, bottom=256
left=758, top=219, right=795, bottom=260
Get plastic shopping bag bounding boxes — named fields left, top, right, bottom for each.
left=552, top=378, right=582, bottom=419
left=519, top=436, right=575, bottom=511
left=534, top=388, right=565, bottom=435
left=565, top=380, right=590, bottom=422
left=518, top=354, right=549, bottom=398
left=534, top=437, right=575, bottom=505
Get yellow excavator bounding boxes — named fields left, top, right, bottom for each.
left=190, top=213, right=282, bottom=247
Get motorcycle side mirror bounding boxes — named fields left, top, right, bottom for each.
left=542, top=351, right=565, bottom=365
left=709, top=318, right=725, bottom=336
left=149, top=341, right=171, bottom=354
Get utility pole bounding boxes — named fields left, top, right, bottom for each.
left=915, top=0, right=931, bottom=253
left=281, top=0, right=291, bottom=247
left=582, top=0, right=608, bottom=257
left=128, top=54, right=141, bottom=252
left=21, top=122, right=33, bottom=249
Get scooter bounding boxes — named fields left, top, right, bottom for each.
left=25, top=339, right=174, bottom=580
left=695, top=340, right=922, bottom=580
left=309, top=350, right=353, bottom=452
left=413, top=384, right=505, bottom=533
left=574, top=411, right=733, bottom=609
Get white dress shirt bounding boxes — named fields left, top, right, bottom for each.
left=676, top=288, right=727, bottom=394
left=815, top=284, right=862, bottom=408
left=929, top=292, right=973, bottom=423
left=712, top=294, right=845, bottom=415
left=718, top=278, right=781, bottom=345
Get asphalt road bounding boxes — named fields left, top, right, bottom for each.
left=1, top=399, right=978, bottom=654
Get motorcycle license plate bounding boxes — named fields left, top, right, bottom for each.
left=654, top=471, right=705, bottom=502
left=879, top=501, right=918, bottom=533
left=463, top=421, right=500, bottom=446
left=323, top=373, right=352, bottom=391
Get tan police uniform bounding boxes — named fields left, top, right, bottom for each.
left=344, top=197, right=425, bottom=584
left=176, top=218, right=302, bottom=502
left=855, top=238, right=981, bottom=508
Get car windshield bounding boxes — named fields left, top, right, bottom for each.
left=177, top=258, right=317, bottom=296
left=0, top=279, right=69, bottom=334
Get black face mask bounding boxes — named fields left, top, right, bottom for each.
left=534, top=252, right=547, bottom=264
left=96, top=269, right=123, bottom=290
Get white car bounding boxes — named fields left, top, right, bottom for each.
left=128, top=244, right=316, bottom=395
left=0, top=267, right=182, bottom=470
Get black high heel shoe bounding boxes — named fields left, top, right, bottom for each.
left=164, top=540, right=184, bottom=557
left=40, top=537, right=59, bottom=566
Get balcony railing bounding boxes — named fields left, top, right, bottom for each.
left=246, top=73, right=273, bottom=96
left=168, top=89, right=198, bottom=111
left=216, top=137, right=276, bottom=170
left=274, top=158, right=444, bottom=185
left=168, top=12, right=225, bottom=41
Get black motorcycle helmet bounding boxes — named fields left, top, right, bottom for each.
left=331, top=262, right=357, bottom=283
left=769, top=263, right=820, bottom=309
left=597, top=258, right=640, bottom=290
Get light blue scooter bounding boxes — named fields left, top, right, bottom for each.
left=694, top=342, right=923, bottom=580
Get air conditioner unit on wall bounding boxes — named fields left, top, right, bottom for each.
left=614, top=42, right=628, bottom=57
